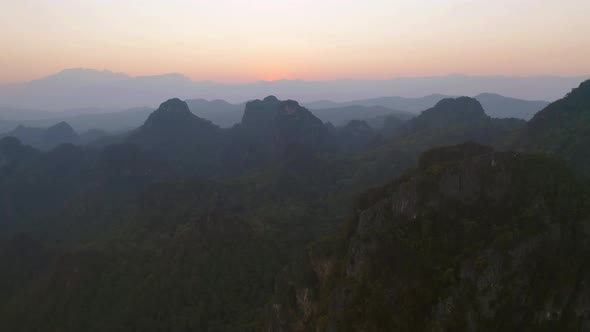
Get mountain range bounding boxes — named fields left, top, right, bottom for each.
left=0, top=78, right=589, bottom=331
left=1, top=69, right=584, bottom=110
left=0, top=93, right=549, bottom=136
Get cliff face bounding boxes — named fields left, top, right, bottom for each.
left=240, top=96, right=330, bottom=156
left=221, top=96, right=333, bottom=174
left=268, top=142, right=590, bottom=331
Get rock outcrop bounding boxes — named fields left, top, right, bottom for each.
left=268, top=142, right=590, bottom=331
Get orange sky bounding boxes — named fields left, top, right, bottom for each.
left=1, top=0, right=589, bottom=83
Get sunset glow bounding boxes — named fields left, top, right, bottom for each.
left=1, top=0, right=589, bottom=83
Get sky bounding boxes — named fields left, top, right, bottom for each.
left=1, top=0, right=589, bottom=83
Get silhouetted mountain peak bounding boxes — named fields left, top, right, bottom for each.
left=390, top=96, right=524, bottom=151
left=527, top=79, right=590, bottom=127
left=46, top=121, right=75, bottom=133
left=143, top=98, right=215, bottom=131
left=409, top=96, right=488, bottom=126
left=431, top=97, right=486, bottom=116
left=127, top=98, right=222, bottom=171
left=519, top=79, right=590, bottom=175
left=241, top=97, right=279, bottom=128
left=41, top=121, right=78, bottom=144
left=154, top=98, right=192, bottom=116
left=564, top=79, right=590, bottom=102
left=241, top=97, right=321, bottom=129
left=228, top=96, right=331, bottom=166
left=263, top=95, right=279, bottom=103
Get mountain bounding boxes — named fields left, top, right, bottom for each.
left=0, top=97, right=417, bottom=331
left=127, top=98, right=224, bottom=174
left=307, top=93, right=549, bottom=120
left=0, top=121, right=87, bottom=150
left=40, top=121, right=78, bottom=146
left=306, top=94, right=452, bottom=113
left=221, top=96, right=332, bottom=173
left=332, top=120, right=379, bottom=153
left=0, top=70, right=584, bottom=110
left=474, top=93, right=548, bottom=120
left=390, top=97, right=526, bottom=152
left=0, top=88, right=587, bottom=332
left=0, top=101, right=245, bottom=133
left=310, top=105, right=414, bottom=126
left=269, top=142, right=590, bottom=331
left=239, top=96, right=327, bottom=143
left=517, top=79, right=590, bottom=176
left=0, top=68, right=202, bottom=110
left=199, top=75, right=585, bottom=103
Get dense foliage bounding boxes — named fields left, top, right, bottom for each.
left=0, top=84, right=589, bottom=331
left=269, top=143, right=590, bottom=331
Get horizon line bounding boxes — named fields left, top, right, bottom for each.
left=3, top=67, right=590, bottom=85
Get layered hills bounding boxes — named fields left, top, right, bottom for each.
left=0, top=80, right=589, bottom=331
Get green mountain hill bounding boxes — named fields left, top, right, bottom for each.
left=517, top=79, right=590, bottom=176
left=269, top=142, right=590, bottom=331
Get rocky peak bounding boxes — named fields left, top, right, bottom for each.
left=400, top=96, right=489, bottom=133
left=241, top=96, right=281, bottom=128
left=146, top=98, right=192, bottom=121
left=142, top=98, right=214, bottom=131
left=263, top=95, right=279, bottom=103
left=241, top=96, right=324, bottom=132
left=425, top=96, right=488, bottom=121
left=226, top=96, right=331, bottom=168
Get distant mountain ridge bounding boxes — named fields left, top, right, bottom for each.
left=389, top=97, right=526, bottom=152
left=0, top=121, right=105, bottom=150
left=0, top=69, right=583, bottom=110
left=0, top=68, right=201, bottom=110
left=306, top=93, right=549, bottom=120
